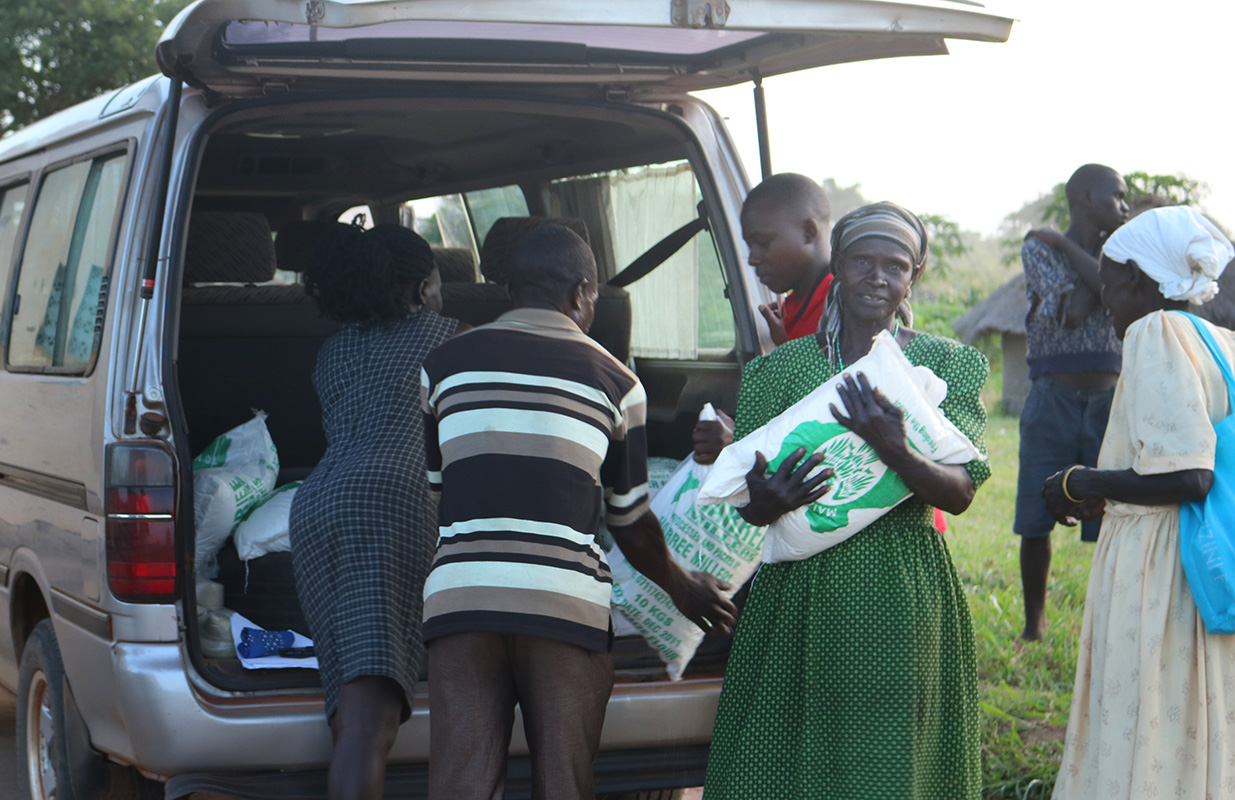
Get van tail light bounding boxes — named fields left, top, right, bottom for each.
left=105, top=444, right=177, bottom=603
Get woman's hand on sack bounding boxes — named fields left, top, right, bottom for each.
left=692, top=409, right=735, bottom=465
left=830, top=373, right=977, bottom=514
left=738, top=448, right=834, bottom=527
left=830, top=372, right=911, bottom=466
left=1042, top=468, right=1105, bottom=525
left=669, top=572, right=738, bottom=636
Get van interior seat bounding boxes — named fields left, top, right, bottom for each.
left=440, top=216, right=632, bottom=363
left=433, top=247, right=477, bottom=283
left=178, top=213, right=339, bottom=480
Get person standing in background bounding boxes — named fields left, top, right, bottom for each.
left=741, top=172, right=834, bottom=346
left=1015, top=163, right=1128, bottom=641
left=693, top=172, right=833, bottom=461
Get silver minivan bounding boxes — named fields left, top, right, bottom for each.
left=0, top=2, right=1012, bottom=797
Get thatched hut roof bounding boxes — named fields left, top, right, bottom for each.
left=951, top=264, right=1235, bottom=346
left=952, top=274, right=1026, bottom=344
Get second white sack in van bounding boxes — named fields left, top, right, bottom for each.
left=192, top=412, right=280, bottom=577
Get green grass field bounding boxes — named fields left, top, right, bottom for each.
left=945, top=412, right=1093, bottom=798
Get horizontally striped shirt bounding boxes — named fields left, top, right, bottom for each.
left=420, top=308, right=650, bottom=652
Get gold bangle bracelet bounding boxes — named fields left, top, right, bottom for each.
left=1061, top=464, right=1084, bottom=505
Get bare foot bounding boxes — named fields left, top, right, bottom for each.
left=1020, top=624, right=1045, bottom=642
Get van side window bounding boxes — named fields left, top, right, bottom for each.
left=464, top=186, right=529, bottom=248
left=551, top=161, right=735, bottom=359
left=405, top=194, right=476, bottom=253
left=8, top=153, right=128, bottom=373
left=403, top=186, right=528, bottom=269
left=0, top=182, right=29, bottom=297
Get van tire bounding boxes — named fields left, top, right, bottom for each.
left=18, top=620, right=80, bottom=800
left=16, top=620, right=163, bottom=800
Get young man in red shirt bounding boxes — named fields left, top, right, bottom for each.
left=742, top=172, right=834, bottom=345
left=693, top=173, right=833, bottom=462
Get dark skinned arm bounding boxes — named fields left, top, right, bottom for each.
left=830, top=373, right=976, bottom=515
left=1025, top=228, right=1105, bottom=327
left=759, top=300, right=788, bottom=346
left=609, top=510, right=739, bottom=636
left=1042, top=466, right=1214, bottom=525
left=1061, top=284, right=1102, bottom=328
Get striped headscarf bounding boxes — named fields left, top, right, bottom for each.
left=821, top=202, right=928, bottom=363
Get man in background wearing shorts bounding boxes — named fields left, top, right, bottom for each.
left=1016, top=163, right=1128, bottom=641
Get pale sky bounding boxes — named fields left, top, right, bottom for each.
left=696, top=0, right=1235, bottom=236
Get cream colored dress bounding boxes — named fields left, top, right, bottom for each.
left=1054, top=310, right=1235, bottom=799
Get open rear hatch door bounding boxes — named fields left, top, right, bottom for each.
left=158, top=0, right=1013, bottom=96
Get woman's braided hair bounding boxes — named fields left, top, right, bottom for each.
left=304, top=222, right=436, bottom=325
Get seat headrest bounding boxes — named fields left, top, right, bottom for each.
left=433, top=247, right=477, bottom=283
left=275, top=220, right=340, bottom=273
left=479, top=217, right=590, bottom=285
left=185, top=212, right=276, bottom=284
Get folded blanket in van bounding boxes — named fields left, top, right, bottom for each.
left=229, top=613, right=318, bottom=670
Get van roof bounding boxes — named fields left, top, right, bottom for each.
left=0, top=76, right=164, bottom=165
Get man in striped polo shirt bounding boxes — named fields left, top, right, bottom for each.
left=421, top=224, right=736, bottom=800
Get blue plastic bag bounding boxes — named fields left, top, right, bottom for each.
left=1179, top=312, right=1235, bottom=634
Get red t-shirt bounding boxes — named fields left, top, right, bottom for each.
left=780, top=273, right=832, bottom=342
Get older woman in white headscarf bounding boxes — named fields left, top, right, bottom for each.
left=1044, top=205, right=1235, bottom=800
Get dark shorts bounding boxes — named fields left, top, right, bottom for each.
left=1014, top=376, right=1114, bottom=542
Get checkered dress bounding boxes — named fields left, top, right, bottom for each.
left=289, top=310, right=455, bottom=720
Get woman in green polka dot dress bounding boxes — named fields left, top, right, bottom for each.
left=704, top=202, right=990, bottom=800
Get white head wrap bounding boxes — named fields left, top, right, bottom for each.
left=1102, top=205, right=1234, bottom=304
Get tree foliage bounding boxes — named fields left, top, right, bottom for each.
left=919, top=213, right=966, bottom=277
left=0, top=0, right=191, bottom=136
left=821, top=179, right=969, bottom=276
left=821, top=178, right=869, bottom=221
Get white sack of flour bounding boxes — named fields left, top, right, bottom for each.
left=233, top=482, right=301, bottom=561
left=609, top=405, right=763, bottom=679
left=192, top=412, right=280, bottom=577
left=697, top=332, right=982, bottom=563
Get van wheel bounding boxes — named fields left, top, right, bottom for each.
left=17, top=621, right=163, bottom=800
left=18, top=620, right=76, bottom=800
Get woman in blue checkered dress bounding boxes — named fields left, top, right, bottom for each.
left=290, top=223, right=458, bottom=800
